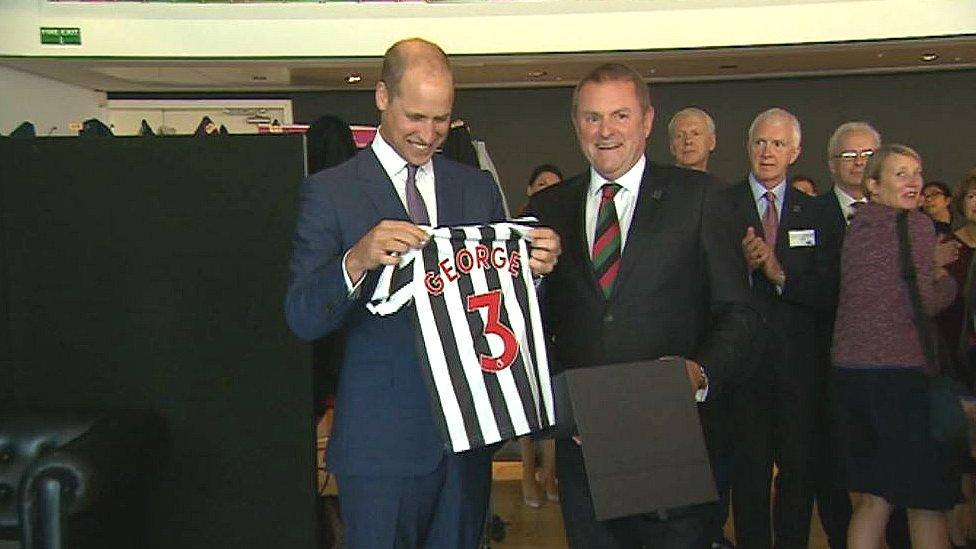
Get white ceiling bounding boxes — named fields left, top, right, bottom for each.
left=1, top=35, right=974, bottom=93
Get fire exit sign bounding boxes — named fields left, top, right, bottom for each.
left=40, top=27, right=81, bottom=45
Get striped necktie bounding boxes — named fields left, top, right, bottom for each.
left=592, top=183, right=622, bottom=298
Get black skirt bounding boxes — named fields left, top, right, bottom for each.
left=831, top=366, right=962, bottom=510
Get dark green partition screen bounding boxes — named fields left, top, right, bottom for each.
left=0, top=135, right=315, bottom=549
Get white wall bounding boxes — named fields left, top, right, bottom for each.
left=1, top=0, right=974, bottom=59
left=0, top=65, right=105, bottom=136
left=105, top=99, right=293, bottom=136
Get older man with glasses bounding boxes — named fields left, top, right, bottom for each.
left=811, top=121, right=881, bottom=549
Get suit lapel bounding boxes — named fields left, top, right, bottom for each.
left=831, top=195, right=847, bottom=230
left=732, top=180, right=766, bottom=288
left=735, top=180, right=763, bottom=236
left=564, top=176, right=602, bottom=297
left=776, top=186, right=800, bottom=256
left=433, top=158, right=463, bottom=227
left=611, top=165, right=666, bottom=298
left=358, top=149, right=410, bottom=221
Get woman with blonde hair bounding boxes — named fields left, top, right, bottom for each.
left=831, top=144, right=962, bottom=548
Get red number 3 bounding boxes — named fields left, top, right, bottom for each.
left=466, top=290, right=518, bottom=373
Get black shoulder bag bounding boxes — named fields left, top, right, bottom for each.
left=897, top=211, right=970, bottom=447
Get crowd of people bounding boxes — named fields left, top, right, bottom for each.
left=286, top=35, right=976, bottom=549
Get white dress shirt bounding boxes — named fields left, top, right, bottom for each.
left=584, top=156, right=645, bottom=255
left=833, top=185, right=867, bottom=224
left=371, top=130, right=438, bottom=227
left=583, top=156, right=709, bottom=401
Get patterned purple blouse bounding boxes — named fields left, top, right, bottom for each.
left=831, top=202, right=957, bottom=369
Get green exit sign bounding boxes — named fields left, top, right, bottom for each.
left=40, top=27, right=81, bottom=46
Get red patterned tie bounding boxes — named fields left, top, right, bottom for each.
left=592, top=183, right=622, bottom=298
left=762, top=191, right=779, bottom=249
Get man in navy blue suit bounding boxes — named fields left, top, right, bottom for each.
left=728, top=108, right=841, bottom=549
left=285, top=38, right=560, bottom=548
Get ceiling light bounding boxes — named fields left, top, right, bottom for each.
left=920, top=53, right=938, bottom=62
left=526, top=70, right=547, bottom=78
left=345, top=73, right=363, bottom=84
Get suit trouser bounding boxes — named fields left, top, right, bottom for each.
left=336, top=446, right=494, bottom=549
left=700, top=394, right=734, bottom=543
left=555, top=437, right=709, bottom=549
left=731, top=371, right=818, bottom=549
left=812, top=377, right=852, bottom=549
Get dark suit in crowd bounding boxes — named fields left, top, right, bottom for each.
left=531, top=160, right=755, bottom=548
left=286, top=145, right=506, bottom=547
left=726, top=180, right=841, bottom=549
left=812, top=189, right=856, bottom=548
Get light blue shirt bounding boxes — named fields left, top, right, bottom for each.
left=747, top=173, right=786, bottom=225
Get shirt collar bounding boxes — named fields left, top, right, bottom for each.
left=370, top=129, right=434, bottom=180
left=748, top=173, right=786, bottom=205
left=833, top=185, right=866, bottom=209
left=588, top=156, right=646, bottom=198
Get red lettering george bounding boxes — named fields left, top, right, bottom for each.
left=475, top=245, right=490, bottom=270
left=455, top=248, right=474, bottom=274
left=508, top=250, right=521, bottom=277
left=424, top=271, right=444, bottom=296
left=490, top=246, right=507, bottom=269
left=439, top=258, right=458, bottom=282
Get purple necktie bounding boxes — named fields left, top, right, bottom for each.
left=762, top=191, right=779, bottom=250
left=405, top=164, right=430, bottom=225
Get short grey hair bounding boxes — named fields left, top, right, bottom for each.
left=667, top=107, right=715, bottom=138
left=747, top=108, right=801, bottom=148
left=827, top=121, right=881, bottom=158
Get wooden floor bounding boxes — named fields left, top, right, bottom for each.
left=489, top=461, right=832, bottom=548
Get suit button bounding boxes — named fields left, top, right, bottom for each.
left=603, top=313, right=614, bottom=323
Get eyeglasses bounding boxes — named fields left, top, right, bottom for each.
left=923, top=191, right=946, bottom=200
left=834, top=149, right=874, bottom=161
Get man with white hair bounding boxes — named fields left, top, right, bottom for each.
left=724, top=108, right=841, bottom=549
left=812, top=121, right=882, bottom=549
left=823, top=121, right=880, bottom=225
left=668, top=107, right=717, bottom=173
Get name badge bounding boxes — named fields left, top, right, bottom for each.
left=788, top=229, right=816, bottom=247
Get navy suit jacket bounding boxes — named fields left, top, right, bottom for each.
left=285, top=148, right=505, bottom=476
left=814, top=189, right=849, bottom=350
left=725, top=179, right=841, bottom=381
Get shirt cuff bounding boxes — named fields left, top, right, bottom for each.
left=695, top=364, right=709, bottom=403
left=341, top=249, right=365, bottom=296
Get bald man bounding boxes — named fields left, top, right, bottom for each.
left=285, top=38, right=560, bottom=548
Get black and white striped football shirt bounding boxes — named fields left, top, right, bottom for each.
left=368, top=222, right=555, bottom=453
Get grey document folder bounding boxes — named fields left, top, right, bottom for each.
left=560, top=357, right=717, bottom=521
